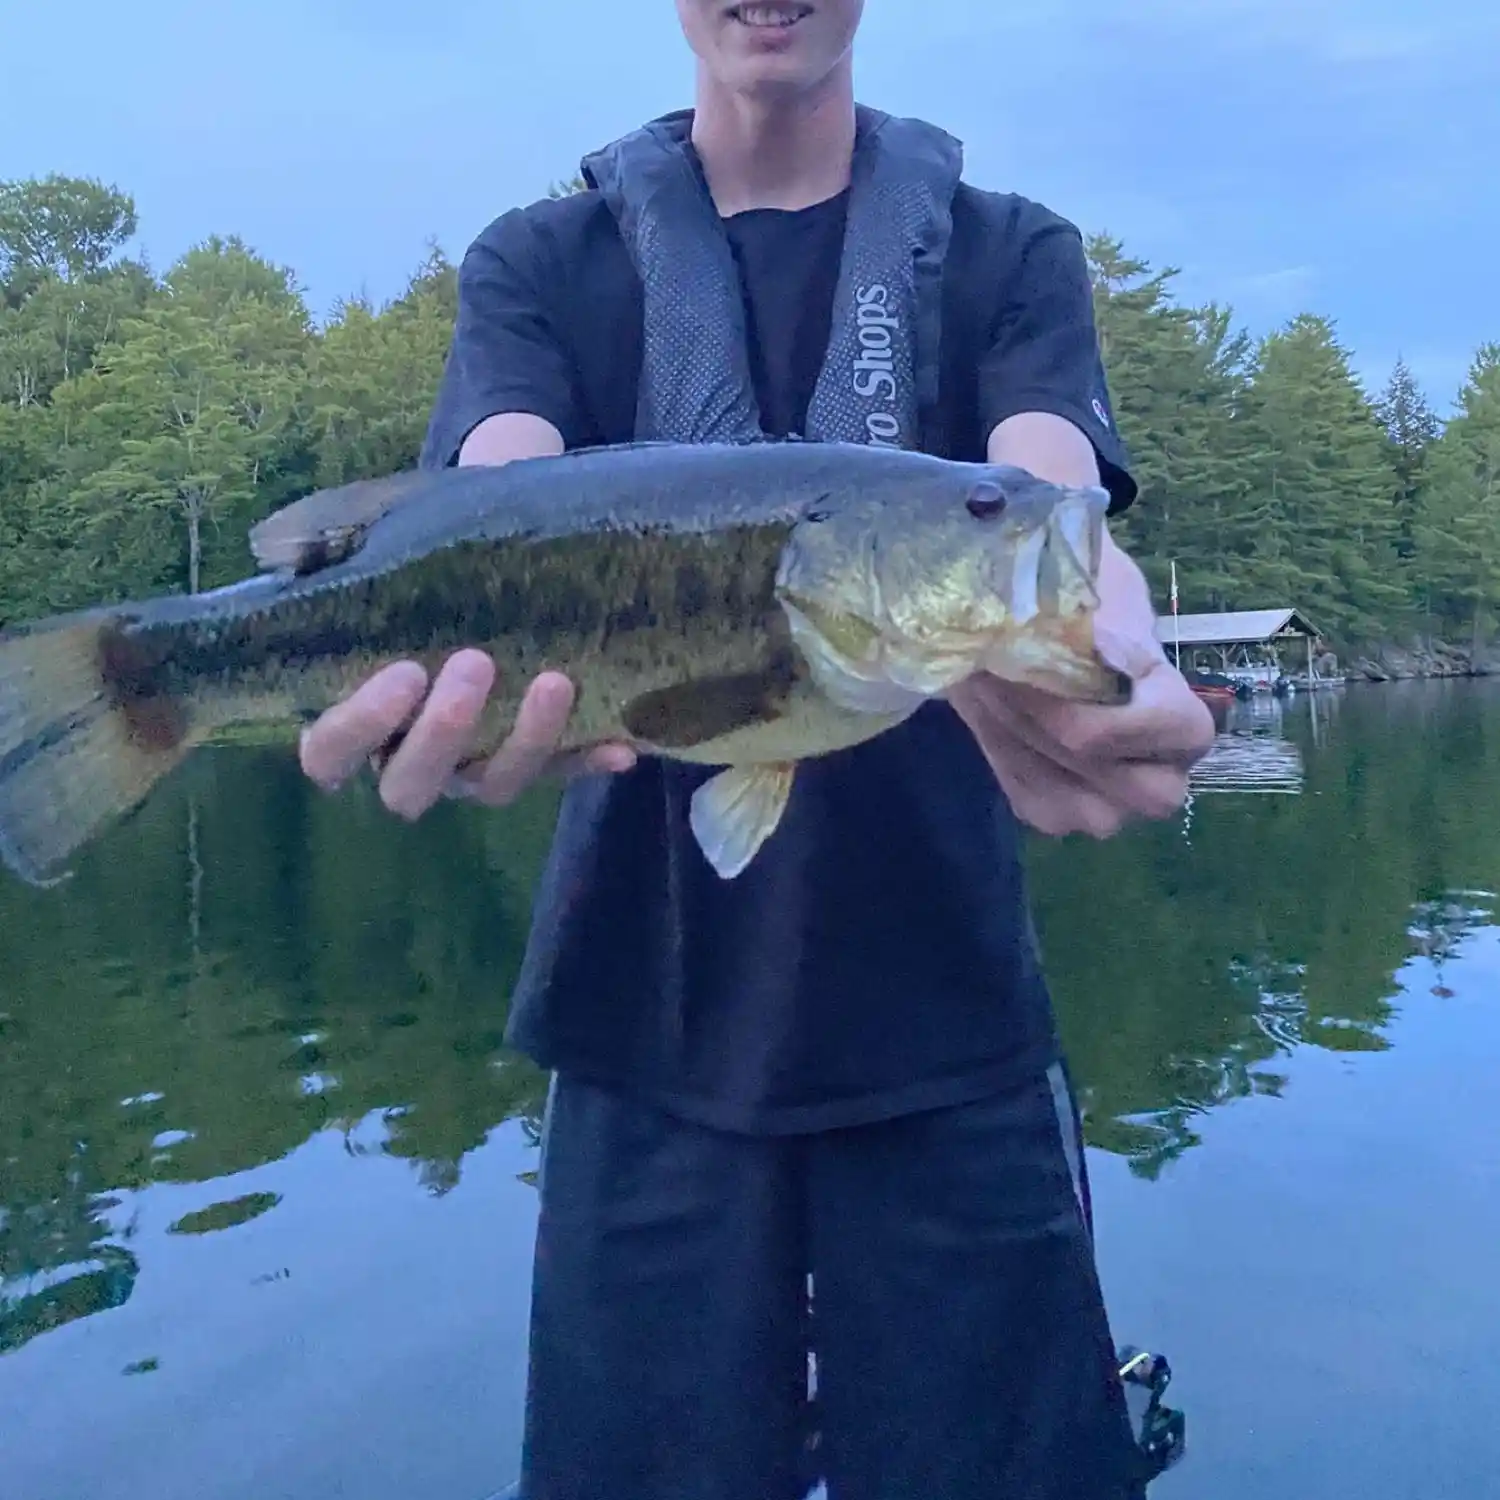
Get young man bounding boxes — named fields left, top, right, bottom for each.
left=300, top=2, right=1214, bottom=1496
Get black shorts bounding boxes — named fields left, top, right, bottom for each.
left=516, top=1065, right=1145, bottom=1500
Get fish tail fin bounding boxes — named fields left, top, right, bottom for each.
left=0, top=614, right=198, bottom=887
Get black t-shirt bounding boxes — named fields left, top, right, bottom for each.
left=421, top=176, right=1136, bottom=1136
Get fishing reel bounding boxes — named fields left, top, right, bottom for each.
left=1117, top=1346, right=1187, bottom=1486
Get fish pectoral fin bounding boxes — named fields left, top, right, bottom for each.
left=248, top=470, right=434, bottom=574
left=620, top=663, right=796, bottom=750
left=689, top=763, right=797, bottom=879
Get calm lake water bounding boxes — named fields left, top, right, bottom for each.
left=2, top=681, right=1497, bottom=1500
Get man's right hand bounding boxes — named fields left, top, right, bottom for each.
left=298, top=648, right=638, bottom=821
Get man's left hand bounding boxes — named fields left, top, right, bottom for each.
left=955, top=411, right=1217, bottom=838
left=946, top=626, right=1214, bottom=840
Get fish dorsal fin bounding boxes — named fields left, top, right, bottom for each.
left=245, top=444, right=737, bottom=576
left=248, top=470, right=437, bottom=575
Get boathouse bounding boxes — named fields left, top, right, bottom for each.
left=1153, top=607, right=1325, bottom=682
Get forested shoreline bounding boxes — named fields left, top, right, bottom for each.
left=2, top=174, right=1497, bottom=663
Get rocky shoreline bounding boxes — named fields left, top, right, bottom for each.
left=1347, top=641, right=1500, bottom=681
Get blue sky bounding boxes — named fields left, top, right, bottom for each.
left=4, top=0, right=1496, bottom=414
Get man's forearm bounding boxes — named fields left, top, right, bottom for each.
left=1096, top=529, right=1157, bottom=635
left=458, top=411, right=565, bottom=467
left=986, top=410, right=1101, bottom=488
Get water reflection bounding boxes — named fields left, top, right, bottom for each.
left=0, top=1244, right=138, bottom=1355
left=1031, top=684, right=1500, bottom=1177
left=0, top=751, right=554, bottom=1358
left=1188, top=695, right=1306, bottom=797
left=166, top=1192, right=282, bottom=1237
left=2, top=682, right=1499, bottom=1382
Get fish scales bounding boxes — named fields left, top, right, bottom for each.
left=104, top=518, right=802, bottom=755
left=98, top=441, right=904, bottom=756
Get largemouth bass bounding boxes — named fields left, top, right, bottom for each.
left=0, top=438, right=1130, bottom=887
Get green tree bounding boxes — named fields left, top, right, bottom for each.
left=1239, top=314, right=1406, bottom=642
left=0, top=261, right=157, bottom=409
left=1376, top=356, right=1441, bottom=563
left=0, top=167, right=1497, bottom=659
left=1411, top=345, right=1500, bottom=650
left=46, top=240, right=311, bottom=598
left=306, top=246, right=458, bottom=487
left=0, top=177, right=151, bottom=411
left=0, top=175, right=137, bottom=293
left=1087, top=236, right=1261, bottom=612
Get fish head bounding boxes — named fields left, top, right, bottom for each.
left=775, top=460, right=1132, bottom=716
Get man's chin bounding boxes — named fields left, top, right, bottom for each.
left=718, top=59, right=845, bottom=104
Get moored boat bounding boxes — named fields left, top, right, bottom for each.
left=1183, top=668, right=1251, bottom=703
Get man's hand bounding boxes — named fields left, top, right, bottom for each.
left=297, top=416, right=636, bottom=821
left=298, top=650, right=637, bottom=822
left=951, top=411, right=1216, bottom=838
left=946, top=626, right=1213, bottom=839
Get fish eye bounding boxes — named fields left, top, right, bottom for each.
left=965, top=481, right=1007, bottom=520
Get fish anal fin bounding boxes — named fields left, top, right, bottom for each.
left=248, top=470, right=435, bottom=574
left=620, top=662, right=796, bottom=751
left=689, top=763, right=797, bottom=879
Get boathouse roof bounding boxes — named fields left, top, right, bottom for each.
left=1154, top=608, right=1323, bottom=648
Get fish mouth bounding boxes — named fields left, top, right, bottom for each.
left=726, top=3, right=815, bottom=29
left=1050, top=486, right=1106, bottom=594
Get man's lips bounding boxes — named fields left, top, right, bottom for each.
left=726, top=4, right=815, bottom=29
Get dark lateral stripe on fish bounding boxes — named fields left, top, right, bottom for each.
left=98, top=629, right=194, bottom=750
left=101, top=530, right=789, bottom=701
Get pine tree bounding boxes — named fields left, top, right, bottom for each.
left=1375, top=356, right=1440, bottom=562
left=1086, top=236, right=1260, bottom=612
left=1241, top=315, right=1406, bottom=643
left=1411, top=345, right=1500, bottom=650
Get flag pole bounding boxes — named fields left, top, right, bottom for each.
left=1170, top=560, right=1181, bottom=671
